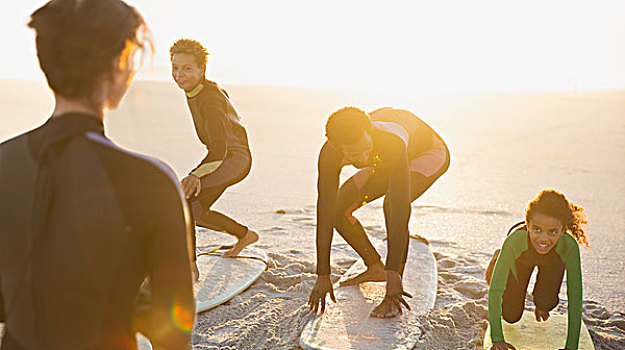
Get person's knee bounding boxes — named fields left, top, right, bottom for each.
left=335, top=202, right=359, bottom=229
left=533, top=293, right=559, bottom=312
left=502, top=307, right=523, bottom=324
left=334, top=211, right=355, bottom=231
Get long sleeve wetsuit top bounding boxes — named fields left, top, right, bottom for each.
left=488, top=228, right=583, bottom=350
left=0, top=114, right=195, bottom=350
left=315, top=107, right=446, bottom=275
left=185, top=79, right=250, bottom=179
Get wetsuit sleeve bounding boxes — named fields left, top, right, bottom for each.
left=190, top=96, right=228, bottom=177
left=488, top=236, right=519, bottom=343
left=562, top=240, right=583, bottom=350
left=316, top=142, right=343, bottom=275
left=381, top=138, right=411, bottom=273
left=144, top=177, right=195, bottom=348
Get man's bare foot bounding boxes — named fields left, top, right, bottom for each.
left=534, top=307, right=550, bottom=322
left=222, top=230, right=259, bottom=258
left=339, top=261, right=386, bottom=286
left=370, top=296, right=400, bottom=318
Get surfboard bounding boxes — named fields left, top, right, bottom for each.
left=299, top=236, right=437, bottom=350
left=136, top=333, right=152, bottom=350
left=482, top=310, right=595, bottom=349
left=194, top=246, right=268, bottom=313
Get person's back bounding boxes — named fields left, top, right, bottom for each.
left=369, top=107, right=443, bottom=158
left=0, top=1, right=195, bottom=348
left=0, top=114, right=194, bottom=349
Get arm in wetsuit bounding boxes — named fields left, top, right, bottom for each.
left=377, top=133, right=411, bottom=273
left=315, top=142, right=344, bottom=276
left=138, top=176, right=196, bottom=348
left=556, top=236, right=583, bottom=350
left=488, top=233, right=524, bottom=344
left=190, top=93, right=228, bottom=177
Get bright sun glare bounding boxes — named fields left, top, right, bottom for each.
left=2, top=0, right=624, bottom=94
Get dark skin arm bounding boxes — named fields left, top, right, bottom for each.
left=308, top=143, right=342, bottom=313
left=371, top=131, right=412, bottom=318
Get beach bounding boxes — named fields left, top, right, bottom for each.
left=1, top=80, right=624, bottom=349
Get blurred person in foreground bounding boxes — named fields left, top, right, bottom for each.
left=0, top=0, right=195, bottom=349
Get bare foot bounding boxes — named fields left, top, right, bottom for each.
left=534, top=307, right=550, bottom=322
left=339, top=261, right=386, bottom=286
left=222, top=230, right=259, bottom=258
left=370, top=296, right=400, bottom=318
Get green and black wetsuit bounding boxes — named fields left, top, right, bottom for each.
left=184, top=79, right=252, bottom=240
left=0, top=114, right=195, bottom=350
left=316, top=108, right=450, bottom=275
left=488, top=227, right=583, bottom=350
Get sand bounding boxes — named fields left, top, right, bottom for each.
left=1, top=80, right=624, bottom=349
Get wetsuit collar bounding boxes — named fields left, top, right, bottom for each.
left=29, top=113, right=105, bottom=161
left=185, top=79, right=205, bottom=98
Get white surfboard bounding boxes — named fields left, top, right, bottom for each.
left=136, top=332, right=152, bottom=350
left=483, top=310, right=595, bottom=349
left=300, top=236, right=437, bottom=350
left=194, top=246, right=268, bottom=313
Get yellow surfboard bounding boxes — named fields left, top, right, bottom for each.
left=483, top=310, right=595, bottom=349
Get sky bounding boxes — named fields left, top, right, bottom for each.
left=1, top=0, right=624, bottom=93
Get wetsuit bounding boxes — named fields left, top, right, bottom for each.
left=184, top=79, right=252, bottom=240
left=488, top=227, right=582, bottom=350
left=316, top=107, right=450, bottom=275
left=0, top=114, right=195, bottom=350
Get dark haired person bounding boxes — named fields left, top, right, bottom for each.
left=170, top=39, right=258, bottom=260
left=307, top=107, right=450, bottom=318
left=0, top=1, right=194, bottom=349
left=486, top=190, right=588, bottom=350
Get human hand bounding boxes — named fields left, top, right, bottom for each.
left=180, top=175, right=201, bottom=199
left=308, top=274, right=336, bottom=313
left=370, top=270, right=412, bottom=318
left=491, top=341, right=516, bottom=350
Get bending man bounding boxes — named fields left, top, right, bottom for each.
left=308, top=107, right=450, bottom=318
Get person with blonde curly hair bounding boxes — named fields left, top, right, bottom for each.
left=486, top=189, right=589, bottom=350
left=170, top=39, right=258, bottom=267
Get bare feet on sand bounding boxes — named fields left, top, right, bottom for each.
left=339, top=261, right=386, bottom=286
left=222, top=230, right=259, bottom=258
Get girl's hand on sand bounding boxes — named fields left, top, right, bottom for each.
left=491, top=341, right=516, bottom=350
left=308, top=274, right=336, bottom=313
left=180, top=175, right=201, bottom=199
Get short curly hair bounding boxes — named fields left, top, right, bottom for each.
left=169, top=38, right=209, bottom=71
left=325, top=107, right=372, bottom=146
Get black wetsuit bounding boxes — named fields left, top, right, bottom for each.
left=316, top=108, right=450, bottom=275
left=0, top=114, right=195, bottom=349
left=184, top=79, right=252, bottom=239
